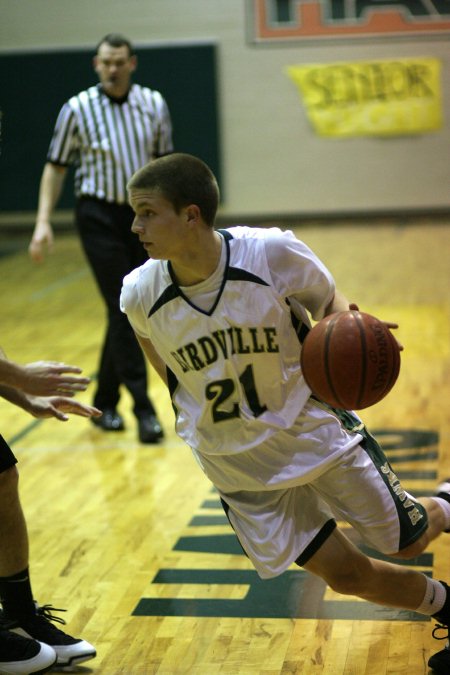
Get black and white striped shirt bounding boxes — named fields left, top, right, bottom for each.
left=47, top=83, right=173, bottom=204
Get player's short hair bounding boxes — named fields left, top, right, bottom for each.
left=127, top=153, right=220, bottom=227
left=96, top=33, right=135, bottom=56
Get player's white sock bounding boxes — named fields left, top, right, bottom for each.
left=415, top=576, right=446, bottom=616
left=432, top=496, right=450, bottom=531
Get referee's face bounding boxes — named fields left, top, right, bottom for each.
left=94, top=43, right=137, bottom=98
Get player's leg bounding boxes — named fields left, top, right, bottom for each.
left=301, top=524, right=450, bottom=675
left=0, top=437, right=96, bottom=668
left=421, top=479, right=450, bottom=674
left=302, top=525, right=432, bottom=609
left=0, top=449, right=57, bottom=673
left=0, top=444, right=31, bottom=607
left=309, top=428, right=450, bottom=674
left=310, top=414, right=445, bottom=558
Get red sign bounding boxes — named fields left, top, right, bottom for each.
left=248, top=0, right=450, bottom=42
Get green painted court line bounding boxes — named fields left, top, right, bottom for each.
left=8, top=419, right=42, bottom=446
left=30, top=268, right=89, bottom=301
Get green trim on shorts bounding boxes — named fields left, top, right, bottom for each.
left=295, top=519, right=337, bottom=567
left=0, top=434, right=18, bottom=473
left=332, top=407, right=429, bottom=551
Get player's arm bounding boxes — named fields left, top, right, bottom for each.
left=0, top=346, right=31, bottom=406
left=0, top=382, right=31, bottom=409
left=0, top=346, right=39, bottom=398
left=136, top=334, right=168, bottom=387
left=0, top=347, right=100, bottom=421
left=323, top=289, right=354, bottom=315
left=0, top=346, right=90, bottom=397
left=264, top=232, right=352, bottom=320
left=17, top=395, right=101, bottom=422
left=29, top=162, right=68, bottom=262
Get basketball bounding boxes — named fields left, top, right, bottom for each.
left=300, top=310, right=401, bottom=410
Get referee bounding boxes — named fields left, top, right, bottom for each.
left=29, top=33, right=173, bottom=443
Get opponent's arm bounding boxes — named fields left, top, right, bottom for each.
left=0, top=347, right=100, bottom=421
left=0, top=384, right=100, bottom=421
left=17, top=395, right=101, bottom=422
left=0, top=346, right=90, bottom=397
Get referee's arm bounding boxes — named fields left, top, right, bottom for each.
left=29, top=162, right=67, bottom=263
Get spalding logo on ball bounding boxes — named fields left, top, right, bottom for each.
left=300, top=310, right=401, bottom=410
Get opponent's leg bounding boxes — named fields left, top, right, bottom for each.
left=0, top=465, right=96, bottom=668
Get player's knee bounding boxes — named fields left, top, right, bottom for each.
left=389, top=538, right=426, bottom=560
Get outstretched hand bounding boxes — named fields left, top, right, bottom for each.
left=19, top=361, right=91, bottom=396
left=26, top=396, right=102, bottom=422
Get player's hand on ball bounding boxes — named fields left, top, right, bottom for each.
left=350, top=304, right=403, bottom=351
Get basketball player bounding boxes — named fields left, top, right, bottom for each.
left=0, top=348, right=100, bottom=673
left=120, top=153, right=450, bottom=674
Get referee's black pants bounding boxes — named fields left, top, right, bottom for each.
left=75, top=197, right=155, bottom=417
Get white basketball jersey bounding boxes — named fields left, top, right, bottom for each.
left=121, top=227, right=336, bottom=459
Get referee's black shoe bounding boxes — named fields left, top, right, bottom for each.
left=137, top=414, right=164, bottom=444
left=91, top=408, right=125, bottom=432
left=429, top=581, right=450, bottom=674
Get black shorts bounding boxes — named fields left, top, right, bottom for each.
left=0, top=435, right=18, bottom=473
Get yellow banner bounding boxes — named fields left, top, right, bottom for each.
left=287, top=58, right=442, bottom=137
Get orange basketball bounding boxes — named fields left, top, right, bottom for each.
left=300, top=310, right=401, bottom=410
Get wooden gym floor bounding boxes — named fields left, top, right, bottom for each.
left=0, top=219, right=449, bottom=674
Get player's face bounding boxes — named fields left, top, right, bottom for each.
left=94, top=44, right=136, bottom=97
left=129, top=189, right=190, bottom=261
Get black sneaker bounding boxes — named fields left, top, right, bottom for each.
left=0, top=605, right=96, bottom=668
left=429, top=580, right=450, bottom=675
left=428, top=624, right=450, bottom=674
left=0, top=628, right=56, bottom=674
